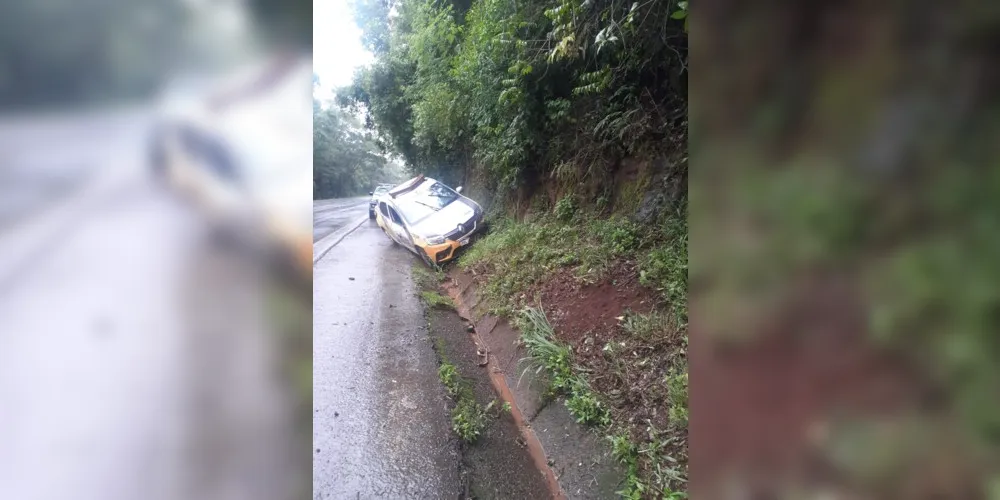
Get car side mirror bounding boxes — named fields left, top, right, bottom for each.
left=369, top=191, right=373, bottom=195
left=455, top=186, right=463, bottom=193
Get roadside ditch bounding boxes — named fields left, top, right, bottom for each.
left=413, top=263, right=625, bottom=499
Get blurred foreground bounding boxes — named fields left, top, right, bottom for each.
left=692, top=2, right=1000, bottom=498
left=0, top=1, right=311, bottom=498
left=0, top=93, right=309, bottom=500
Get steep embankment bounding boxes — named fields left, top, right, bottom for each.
left=454, top=155, right=688, bottom=499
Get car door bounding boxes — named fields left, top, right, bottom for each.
left=376, top=201, right=391, bottom=233
left=385, top=205, right=412, bottom=247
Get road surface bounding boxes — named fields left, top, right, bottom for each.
left=312, top=197, right=369, bottom=242
left=0, top=108, right=305, bottom=500
left=313, top=200, right=464, bottom=498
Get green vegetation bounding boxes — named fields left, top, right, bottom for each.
left=438, top=362, right=461, bottom=396
left=664, top=366, right=688, bottom=428
left=459, top=207, right=686, bottom=316
left=518, top=306, right=685, bottom=498
left=621, top=311, right=671, bottom=341
left=411, top=264, right=446, bottom=290
left=420, top=290, right=455, bottom=309
left=451, top=397, right=490, bottom=442
left=517, top=306, right=611, bottom=426
left=343, top=0, right=686, bottom=192
left=438, top=360, right=488, bottom=442
left=346, top=1, right=688, bottom=497
left=313, top=101, right=406, bottom=198
left=609, top=430, right=687, bottom=500
left=639, top=209, right=688, bottom=323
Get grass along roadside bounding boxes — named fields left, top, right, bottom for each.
left=517, top=305, right=686, bottom=499
left=458, top=202, right=687, bottom=321
left=459, top=203, right=688, bottom=499
left=421, top=290, right=455, bottom=309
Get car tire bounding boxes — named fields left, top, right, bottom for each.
left=369, top=209, right=376, bottom=220
left=416, top=245, right=436, bottom=268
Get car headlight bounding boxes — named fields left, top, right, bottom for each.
left=423, top=234, right=446, bottom=245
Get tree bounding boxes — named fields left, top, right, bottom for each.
left=313, top=99, right=404, bottom=199
left=342, top=0, right=687, bottom=195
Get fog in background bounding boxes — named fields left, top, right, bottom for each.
left=0, top=0, right=313, bottom=499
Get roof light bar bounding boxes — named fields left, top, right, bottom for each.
left=389, top=174, right=425, bottom=198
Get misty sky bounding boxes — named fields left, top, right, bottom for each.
left=313, top=0, right=373, bottom=101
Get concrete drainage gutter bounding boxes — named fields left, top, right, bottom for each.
left=444, top=271, right=625, bottom=500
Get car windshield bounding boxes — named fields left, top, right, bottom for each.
left=373, top=186, right=390, bottom=196
left=395, top=181, right=459, bottom=224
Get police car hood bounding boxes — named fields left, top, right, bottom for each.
left=410, top=198, right=477, bottom=237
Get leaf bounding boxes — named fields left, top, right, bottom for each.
left=671, top=10, right=687, bottom=20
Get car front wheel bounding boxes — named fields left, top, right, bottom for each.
left=415, top=245, right=436, bottom=268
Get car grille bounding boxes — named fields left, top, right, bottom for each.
left=445, top=215, right=478, bottom=240
left=435, top=247, right=453, bottom=262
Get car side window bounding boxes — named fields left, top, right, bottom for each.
left=387, top=207, right=404, bottom=225
left=379, top=202, right=389, bottom=218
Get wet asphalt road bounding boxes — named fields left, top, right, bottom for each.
left=313, top=202, right=462, bottom=498
left=0, top=108, right=301, bottom=500
left=313, top=197, right=370, bottom=242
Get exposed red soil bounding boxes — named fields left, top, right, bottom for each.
left=535, top=262, right=656, bottom=346
left=535, top=262, right=676, bottom=433
left=464, top=258, right=687, bottom=494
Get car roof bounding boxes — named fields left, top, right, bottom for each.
left=388, top=175, right=430, bottom=197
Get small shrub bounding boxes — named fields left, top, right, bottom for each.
left=452, top=397, right=488, bottom=442
left=590, top=217, right=642, bottom=256
left=609, top=432, right=637, bottom=463
left=554, top=195, right=577, bottom=221
left=438, top=363, right=460, bottom=396
left=610, top=224, right=642, bottom=255
left=421, top=290, right=454, bottom=309
left=566, top=382, right=611, bottom=426
left=438, top=361, right=488, bottom=442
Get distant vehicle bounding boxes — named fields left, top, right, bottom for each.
left=368, top=184, right=395, bottom=219
left=373, top=175, right=485, bottom=267
left=146, top=54, right=313, bottom=284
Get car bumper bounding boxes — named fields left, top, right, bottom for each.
left=419, top=240, right=462, bottom=264
left=417, top=220, right=486, bottom=265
